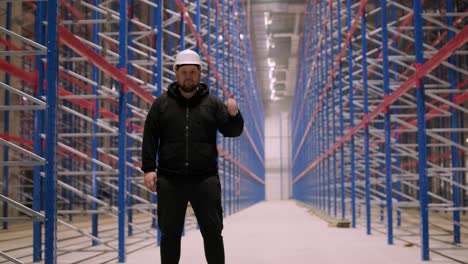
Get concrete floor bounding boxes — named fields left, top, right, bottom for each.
left=126, top=200, right=460, bottom=264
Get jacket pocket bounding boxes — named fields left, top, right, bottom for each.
left=195, top=142, right=214, bottom=158
left=159, top=142, right=181, bottom=163
left=191, top=142, right=217, bottom=167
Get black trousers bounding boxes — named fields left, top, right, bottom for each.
left=156, top=175, right=225, bottom=264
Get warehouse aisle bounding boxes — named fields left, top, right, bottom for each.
left=126, top=200, right=456, bottom=264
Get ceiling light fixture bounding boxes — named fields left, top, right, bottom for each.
left=269, top=78, right=276, bottom=91
left=270, top=92, right=280, bottom=101
left=267, top=58, right=276, bottom=67
left=264, top=12, right=269, bottom=26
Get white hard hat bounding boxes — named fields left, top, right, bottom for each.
left=173, top=49, right=202, bottom=71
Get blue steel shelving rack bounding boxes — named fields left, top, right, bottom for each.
left=0, top=0, right=265, bottom=263
left=292, top=0, right=468, bottom=262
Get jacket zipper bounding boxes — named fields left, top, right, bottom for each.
left=185, top=105, right=189, bottom=176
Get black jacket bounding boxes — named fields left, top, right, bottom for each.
left=141, top=82, right=244, bottom=178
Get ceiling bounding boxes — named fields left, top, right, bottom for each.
left=248, top=0, right=306, bottom=112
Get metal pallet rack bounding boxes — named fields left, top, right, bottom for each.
left=0, top=0, right=265, bottom=263
left=292, top=0, right=467, bottom=261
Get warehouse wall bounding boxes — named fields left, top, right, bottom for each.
left=265, top=98, right=292, bottom=200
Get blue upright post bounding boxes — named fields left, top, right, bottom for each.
left=207, top=0, right=212, bottom=88
left=395, top=140, right=401, bottom=226
left=381, top=0, right=393, bottom=245
left=214, top=0, right=219, bottom=96
left=220, top=1, right=227, bottom=216
left=311, top=5, right=316, bottom=206
left=307, top=137, right=312, bottom=205
left=231, top=14, right=236, bottom=213
left=337, top=0, right=346, bottom=220
left=413, top=0, right=429, bottom=259
left=321, top=43, right=326, bottom=211
left=127, top=0, right=135, bottom=237
left=447, top=0, right=461, bottom=244
left=361, top=9, right=371, bottom=235
left=33, top=0, right=45, bottom=258
left=311, top=6, right=318, bottom=208
left=223, top=11, right=229, bottom=214
left=315, top=104, right=319, bottom=209
left=2, top=1, right=12, bottom=231
left=214, top=0, right=223, bottom=214
left=127, top=110, right=134, bottom=237
left=230, top=6, right=235, bottom=215
left=314, top=5, right=319, bottom=208
left=379, top=146, right=384, bottom=222
left=118, top=0, right=128, bottom=262
left=235, top=25, right=241, bottom=210
left=91, top=0, right=100, bottom=246
left=235, top=6, right=240, bottom=209
left=324, top=0, right=331, bottom=216
left=169, top=0, right=175, bottom=55
left=45, top=0, right=59, bottom=262
left=213, top=0, right=223, bottom=97
left=329, top=1, right=337, bottom=218
left=195, top=0, right=201, bottom=53
left=318, top=2, right=325, bottom=211
left=179, top=0, right=185, bottom=51
left=388, top=2, right=402, bottom=227
left=65, top=9, right=74, bottom=223
left=227, top=14, right=233, bottom=216
left=389, top=0, right=402, bottom=228
left=372, top=0, right=384, bottom=225
left=233, top=10, right=237, bottom=212
left=346, top=0, right=356, bottom=228
left=311, top=71, right=316, bottom=207
left=152, top=0, right=163, bottom=244
left=313, top=7, right=318, bottom=208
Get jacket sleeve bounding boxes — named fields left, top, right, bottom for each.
left=216, top=97, right=244, bottom=137
left=141, top=99, right=161, bottom=173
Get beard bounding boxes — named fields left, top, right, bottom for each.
left=180, top=79, right=198, bottom=93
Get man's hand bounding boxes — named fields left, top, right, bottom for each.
left=226, top=92, right=238, bottom=116
left=144, top=171, right=157, bottom=192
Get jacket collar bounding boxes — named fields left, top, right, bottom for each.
left=167, top=81, right=209, bottom=106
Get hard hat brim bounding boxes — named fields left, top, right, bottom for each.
left=174, top=64, right=202, bottom=71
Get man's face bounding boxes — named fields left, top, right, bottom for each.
left=175, top=65, right=201, bottom=93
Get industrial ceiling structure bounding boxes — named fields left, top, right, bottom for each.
left=249, top=0, right=306, bottom=105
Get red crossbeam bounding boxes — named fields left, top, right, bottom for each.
left=0, top=133, right=34, bottom=145
left=58, top=26, right=154, bottom=104
left=0, top=59, right=37, bottom=84
left=218, top=145, right=265, bottom=185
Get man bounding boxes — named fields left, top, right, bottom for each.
left=141, top=49, right=244, bottom=264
